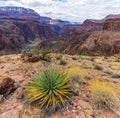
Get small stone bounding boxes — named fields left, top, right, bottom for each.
left=72, top=110, right=76, bottom=113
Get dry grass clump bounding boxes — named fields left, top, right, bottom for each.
left=89, top=79, right=120, bottom=111
left=67, top=66, right=88, bottom=85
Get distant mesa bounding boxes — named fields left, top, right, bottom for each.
left=0, top=6, right=40, bottom=21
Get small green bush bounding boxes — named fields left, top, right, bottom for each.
left=40, top=50, right=51, bottom=62
left=59, top=59, right=67, bottom=65
left=21, top=46, right=30, bottom=54
left=30, top=49, right=41, bottom=55
left=55, top=55, right=63, bottom=60
left=94, top=64, right=103, bottom=70
left=72, top=57, right=78, bottom=60
left=24, top=68, right=72, bottom=112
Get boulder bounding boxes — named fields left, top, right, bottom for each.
left=0, top=77, right=17, bottom=97
left=21, top=53, right=40, bottom=62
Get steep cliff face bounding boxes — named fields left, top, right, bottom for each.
left=60, top=19, right=103, bottom=36
left=59, top=24, right=79, bottom=36
left=77, top=19, right=120, bottom=55
left=0, top=18, right=56, bottom=54
left=103, top=18, right=120, bottom=31
left=39, top=32, right=91, bottom=53
left=65, top=19, right=120, bottom=55
left=64, top=18, right=120, bottom=55
left=79, top=31, right=120, bottom=55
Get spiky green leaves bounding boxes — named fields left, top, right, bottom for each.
left=24, top=68, right=72, bottom=111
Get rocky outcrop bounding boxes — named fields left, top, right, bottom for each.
left=74, top=19, right=103, bottom=33
left=104, top=14, right=120, bottom=20
left=0, top=18, right=56, bottom=54
left=21, top=52, right=40, bottom=62
left=50, top=19, right=70, bottom=28
left=103, top=18, right=120, bottom=31
left=79, top=31, right=120, bottom=55
left=0, top=77, right=17, bottom=98
left=78, top=19, right=120, bottom=55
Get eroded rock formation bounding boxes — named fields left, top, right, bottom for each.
left=0, top=18, right=56, bottom=54
left=39, top=18, right=120, bottom=56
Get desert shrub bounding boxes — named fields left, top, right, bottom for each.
left=104, top=56, right=108, bottom=59
left=55, top=55, right=63, bottom=60
left=89, top=79, right=120, bottom=110
left=115, top=59, right=120, bottom=62
left=90, top=57, right=95, bottom=62
left=30, top=49, right=51, bottom=62
left=21, top=46, right=30, bottom=54
left=94, top=64, right=103, bottom=70
left=115, top=56, right=120, bottom=62
left=30, top=49, right=41, bottom=55
left=24, top=68, right=72, bottom=112
left=67, top=66, right=88, bottom=85
left=40, top=50, right=51, bottom=62
left=71, top=56, right=79, bottom=60
left=59, top=59, right=67, bottom=65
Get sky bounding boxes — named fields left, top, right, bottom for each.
left=0, top=0, right=120, bottom=22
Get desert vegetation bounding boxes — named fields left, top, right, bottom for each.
left=89, top=79, right=120, bottom=110
left=24, top=68, right=72, bottom=112
left=0, top=53, right=120, bottom=118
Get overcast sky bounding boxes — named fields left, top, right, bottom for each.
left=0, top=0, right=120, bottom=22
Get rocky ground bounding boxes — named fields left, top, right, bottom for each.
left=0, top=53, right=120, bottom=118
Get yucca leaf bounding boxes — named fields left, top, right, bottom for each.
left=24, top=68, right=72, bottom=111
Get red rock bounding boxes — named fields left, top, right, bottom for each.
left=22, top=53, right=40, bottom=62
left=60, top=19, right=103, bottom=36
left=0, top=18, right=56, bottom=54
left=0, top=77, right=17, bottom=97
left=79, top=31, right=120, bottom=55
left=103, top=18, right=120, bottom=31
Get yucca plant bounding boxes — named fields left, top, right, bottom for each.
left=24, top=68, right=72, bottom=112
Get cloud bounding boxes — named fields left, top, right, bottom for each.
left=0, top=0, right=120, bottom=22
left=52, top=0, right=68, bottom=2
